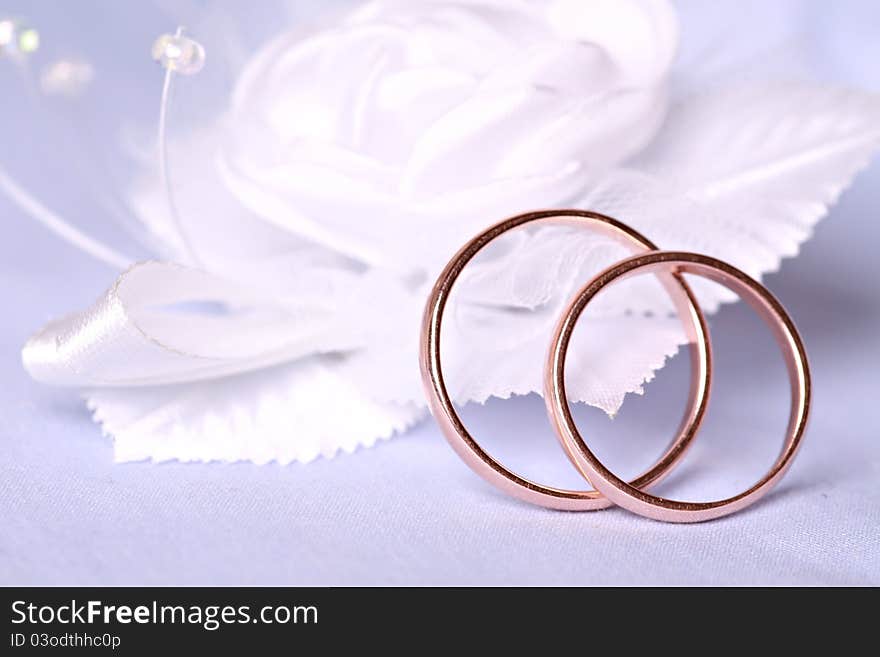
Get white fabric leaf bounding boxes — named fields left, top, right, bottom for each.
left=465, top=82, right=880, bottom=318
left=87, top=357, right=423, bottom=464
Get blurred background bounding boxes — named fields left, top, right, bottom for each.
left=1, top=1, right=878, bottom=584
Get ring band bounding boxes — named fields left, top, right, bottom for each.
left=420, top=210, right=712, bottom=510
left=544, top=250, right=811, bottom=522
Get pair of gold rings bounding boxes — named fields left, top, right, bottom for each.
left=419, top=210, right=810, bottom=523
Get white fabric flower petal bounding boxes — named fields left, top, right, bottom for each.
left=400, top=86, right=568, bottom=196
left=546, top=0, right=679, bottom=85
left=218, top=151, right=589, bottom=273
left=494, top=86, right=669, bottom=178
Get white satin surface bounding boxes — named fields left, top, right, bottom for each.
left=1, top=0, right=879, bottom=585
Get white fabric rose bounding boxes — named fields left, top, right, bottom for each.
left=219, top=0, right=678, bottom=272
left=20, top=0, right=880, bottom=464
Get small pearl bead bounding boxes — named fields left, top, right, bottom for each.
left=151, top=32, right=205, bottom=75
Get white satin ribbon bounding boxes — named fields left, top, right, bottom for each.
left=22, top=261, right=362, bottom=387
